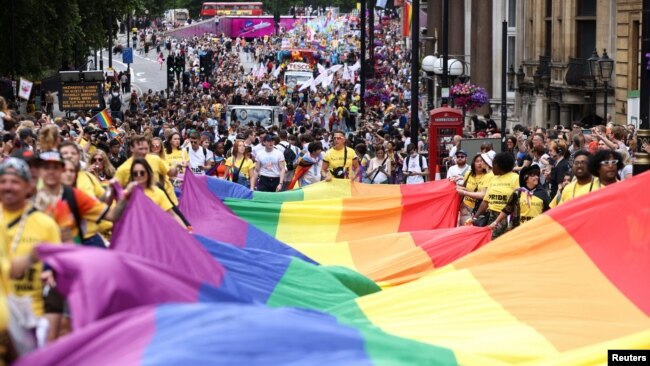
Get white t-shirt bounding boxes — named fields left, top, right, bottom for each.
left=402, top=153, right=428, bottom=184
left=187, top=146, right=208, bottom=174
left=446, top=164, right=470, bottom=185
left=251, top=143, right=265, bottom=160
left=256, top=147, right=285, bottom=178
left=367, top=157, right=390, bottom=184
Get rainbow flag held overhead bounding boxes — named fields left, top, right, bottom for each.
left=108, top=126, right=119, bottom=138
left=16, top=303, right=479, bottom=366
left=93, top=109, right=113, bottom=129
left=327, top=172, right=650, bottom=365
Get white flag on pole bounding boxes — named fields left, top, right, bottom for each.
left=18, top=78, right=33, bottom=100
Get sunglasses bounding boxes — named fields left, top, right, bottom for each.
left=92, top=158, right=103, bottom=163
left=600, top=159, right=619, bottom=166
left=132, top=170, right=147, bottom=177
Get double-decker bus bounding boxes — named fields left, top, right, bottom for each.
left=200, top=2, right=264, bottom=18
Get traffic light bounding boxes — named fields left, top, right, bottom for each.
left=167, top=55, right=175, bottom=89
left=199, top=52, right=207, bottom=77
left=175, top=55, right=185, bottom=76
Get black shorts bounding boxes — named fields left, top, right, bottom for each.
left=258, top=175, right=280, bottom=192
left=43, top=286, right=65, bottom=314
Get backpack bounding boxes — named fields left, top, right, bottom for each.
left=110, top=94, right=121, bottom=111
left=280, top=142, right=297, bottom=171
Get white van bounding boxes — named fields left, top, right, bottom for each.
left=226, top=105, right=284, bottom=129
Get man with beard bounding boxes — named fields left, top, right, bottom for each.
left=551, top=150, right=600, bottom=207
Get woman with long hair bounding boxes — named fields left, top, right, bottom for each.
left=150, top=137, right=167, bottom=161
left=129, top=158, right=186, bottom=227
left=87, top=150, right=116, bottom=184
left=0, top=96, right=14, bottom=132
left=164, top=132, right=185, bottom=175
left=225, top=140, right=255, bottom=189
left=366, top=144, right=391, bottom=184
left=456, top=154, right=490, bottom=225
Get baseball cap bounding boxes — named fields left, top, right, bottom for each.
left=263, top=134, right=275, bottom=142
left=0, top=157, right=32, bottom=182
left=455, top=149, right=468, bottom=157
left=11, top=148, right=38, bottom=165
left=38, top=151, right=65, bottom=165
left=18, top=128, right=36, bottom=140
left=481, top=151, right=496, bottom=168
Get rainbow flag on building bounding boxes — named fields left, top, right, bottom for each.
left=93, top=109, right=113, bottom=129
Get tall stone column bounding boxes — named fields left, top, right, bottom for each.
left=560, top=104, right=571, bottom=126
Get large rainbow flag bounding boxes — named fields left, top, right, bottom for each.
left=325, top=172, right=650, bottom=364
left=183, top=173, right=485, bottom=285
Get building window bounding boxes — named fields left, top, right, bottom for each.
left=507, top=0, right=517, bottom=91
left=576, top=0, right=596, bottom=59
left=631, top=20, right=640, bottom=91
left=544, top=0, right=552, bottom=57
left=508, top=0, right=516, bottom=27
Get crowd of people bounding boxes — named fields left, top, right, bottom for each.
left=0, top=9, right=648, bottom=362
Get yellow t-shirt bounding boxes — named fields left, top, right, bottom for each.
left=76, top=171, right=109, bottom=238
left=3, top=207, right=61, bottom=316
left=462, top=172, right=487, bottom=210
left=519, top=194, right=546, bottom=223
left=115, top=155, right=177, bottom=205
left=144, top=187, right=174, bottom=212
left=484, top=172, right=520, bottom=213
left=550, top=177, right=601, bottom=208
left=165, top=148, right=186, bottom=172
left=324, top=147, right=357, bottom=178
left=225, top=157, right=255, bottom=180
left=79, top=138, right=97, bottom=155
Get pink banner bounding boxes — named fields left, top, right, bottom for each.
left=230, top=17, right=303, bottom=38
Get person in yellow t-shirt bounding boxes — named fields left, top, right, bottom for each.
left=489, top=165, right=551, bottom=237
left=458, top=153, right=490, bottom=225
left=458, top=151, right=495, bottom=225
left=129, top=158, right=184, bottom=227
left=115, top=136, right=178, bottom=206
left=472, top=152, right=520, bottom=239
left=164, top=132, right=186, bottom=176
left=0, top=158, right=61, bottom=320
left=322, top=131, right=359, bottom=181
left=225, top=140, right=256, bottom=189
left=550, top=150, right=600, bottom=208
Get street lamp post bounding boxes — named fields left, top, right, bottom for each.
left=598, top=49, right=614, bottom=124
left=410, top=0, right=420, bottom=144
left=422, top=55, right=437, bottom=111
left=587, top=49, right=600, bottom=125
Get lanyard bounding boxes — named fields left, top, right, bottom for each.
left=572, top=177, right=597, bottom=199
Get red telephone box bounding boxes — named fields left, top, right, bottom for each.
left=428, top=107, right=463, bottom=180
